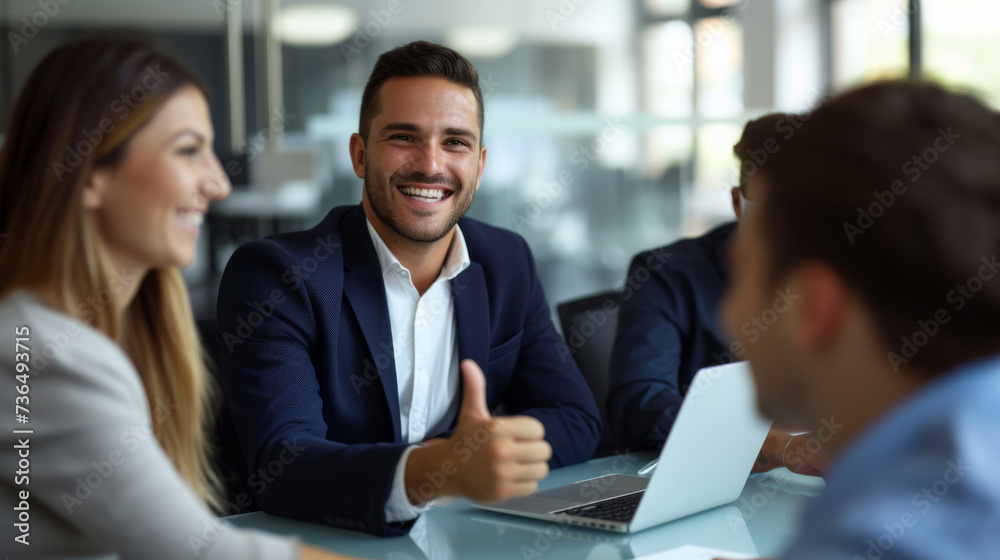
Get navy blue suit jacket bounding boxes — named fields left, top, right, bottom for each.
left=216, top=204, right=600, bottom=537
left=607, top=222, right=736, bottom=451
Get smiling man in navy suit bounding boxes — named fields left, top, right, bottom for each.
left=216, top=41, right=601, bottom=537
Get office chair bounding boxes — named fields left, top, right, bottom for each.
left=196, top=318, right=262, bottom=516
left=556, top=290, right=623, bottom=458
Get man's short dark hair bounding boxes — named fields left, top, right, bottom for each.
left=733, top=113, right=798, bottom=190
left=760, top=81, right=1000, bottom=375
left=358, top=41, right=484, bottom=143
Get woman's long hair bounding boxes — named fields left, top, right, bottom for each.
left=0, top=34, right=221, bottom=510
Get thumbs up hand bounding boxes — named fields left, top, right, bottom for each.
left=405, top=360, right=552, bottom=505
left=457, top=358, right=493, bottom=422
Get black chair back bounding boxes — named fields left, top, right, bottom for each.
left=556, top=291, right=622, bottom=458
left=196, top=318, right=261, bottom=516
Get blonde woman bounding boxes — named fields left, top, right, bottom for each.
left=0, top=35, right=358, bottom=560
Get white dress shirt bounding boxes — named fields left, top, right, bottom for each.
left=364, top=219, right=470, bottom=522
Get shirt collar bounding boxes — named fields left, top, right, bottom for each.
left=364, top=218, right=471, bottom=282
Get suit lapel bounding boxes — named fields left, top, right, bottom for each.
left=341, top=206, right=402, bottom=443
left=453, top=262, right=491, bottom=400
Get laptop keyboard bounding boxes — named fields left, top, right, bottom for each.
left=556, top=491, right=644, bottom=523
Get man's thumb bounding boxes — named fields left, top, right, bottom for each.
left=459, top=359, right=491, bottom=420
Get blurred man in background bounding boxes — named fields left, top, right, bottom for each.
left=609, top=113, right=825, bottom=476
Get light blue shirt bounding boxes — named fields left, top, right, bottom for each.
left=782, top=354, right=1000, bottom=559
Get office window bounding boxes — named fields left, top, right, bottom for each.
left=643, top=125, right=692, bottom=180
left=646, top=0, right=690, bottom=18
left=694, top=16, right=743, bottom=117
left=642, top=2, right=746, bottom=235
left=922, top=0, right=1000, bottom=108
left=13, top=0, right=974, bottom=312
left=644, top=20, right=695, bottom=117
left=694, top=123, right=741, bottom=195
left=831, top=0, right=909, bottom=89
left=699, top=0, right=745, bottom=8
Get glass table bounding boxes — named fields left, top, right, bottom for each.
left=228, top=451, right=825, bottom=559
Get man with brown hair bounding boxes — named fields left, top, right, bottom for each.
left=720, top=81, right=1000, bottom=558
left=217, top=41, right=600, bottom=537
left=608, top=113, right=826, bottom=476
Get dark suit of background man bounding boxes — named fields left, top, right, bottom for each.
left=608, top=113, right=826, bottom=476
left=217, top=41, right=600, bottom=537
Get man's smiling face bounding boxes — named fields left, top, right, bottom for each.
left=359, top=76, right=486, bottom=244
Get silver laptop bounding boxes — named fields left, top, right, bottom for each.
left=470, top=504, right=759, bottom=558
left=472, top=362, right=772, bottom=533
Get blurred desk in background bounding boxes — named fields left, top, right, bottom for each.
left=207, top=180, right=322, bottom=276
left=211, top=181, right=321, bottom=220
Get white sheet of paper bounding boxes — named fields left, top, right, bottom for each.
left=635, top=544, right=756, bottom=560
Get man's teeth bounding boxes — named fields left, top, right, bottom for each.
left=178, top=212, right=204, bottom=226
left=399, top=186, right=447, bottom=200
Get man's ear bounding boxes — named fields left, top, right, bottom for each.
left=474, top=145, right=487, bottom=191
left=83, top=169, right=109, bottom=211
left=731, top=187, right=743, bottom=220
left=786, top=261, right=848, bottom=354
left=349, top=133, right=367, bottom=180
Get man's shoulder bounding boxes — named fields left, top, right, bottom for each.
left=629, top=222, right=735, bottom=275
left=458, top=216, right=529, bottom=264
left=797, top=399, right=1000, bottom=558
left=818, top=357, right=1000, bottom=515
left=656, top=221, right=734, bottom=259
left=458, top=215, right=524, bottom=245
left=230, top=206, right=353, bottom=262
